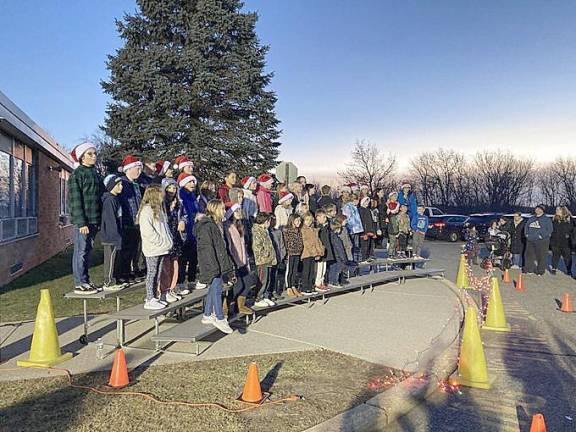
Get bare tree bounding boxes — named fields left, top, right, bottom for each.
left=338, top=140, right=397, bottom=195
left=539, top=158, right=576, bottom=211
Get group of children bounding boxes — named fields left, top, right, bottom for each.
left=69, top=142, right=429, bottom=334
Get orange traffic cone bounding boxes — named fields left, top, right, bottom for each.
left=560, top=293, right=573, bottom=313
left=502, top=269, right=511, bottom=283
left=515, top=273, right=525, bottom=292
left=529, top=413, right=547, bottom=432
left=108, top=348, right=129, bottom=388
left=238, top=362, right=267, bottom=404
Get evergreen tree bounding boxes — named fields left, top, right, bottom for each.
left=101, top=0, right=280, bottom=179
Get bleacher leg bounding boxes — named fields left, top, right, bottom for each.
left=82, top=300, right=88, bottom=341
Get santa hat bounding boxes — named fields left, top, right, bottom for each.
left=257, top=173, right=273, bottom=185
left=70, top=142, right=95, bottom=167
left=388, top=191, right=398, bottom=198
left=340, top=185, right=352, bottom=193
left=224, top=203, right=242, bottom=221
left=173, top=155, right=194, bottom=171
left=241, top=176, right=257, bottom=189
left=177, top=172, right=197, bottom=188
left=360, top=184, right=370, bottom=190
left=278, top=192, right=294, bottom=205
left=401, top=182, right=412, bottom=189
left=155, top=160, right=171, bottom=176
left=361, top=196, right=371, bottom=207
left=118, top=155, right=143, bottom=173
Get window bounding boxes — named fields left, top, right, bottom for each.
left=0, top=132, right=39, bottom=242
left=60, top=170, right=69, bottom=217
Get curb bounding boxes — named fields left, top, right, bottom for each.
left=305, top=278, right=466, bottom=432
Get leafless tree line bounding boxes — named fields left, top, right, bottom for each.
left=340, top=142, right=576, bottom=212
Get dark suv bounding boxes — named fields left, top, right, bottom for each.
left=426, top=215, right=470, bottom=242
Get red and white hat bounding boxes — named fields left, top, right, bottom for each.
left=360, top=184, right=370, bottom=191
left=118, top=155, right=143, bottom=172
left=278, top=191, right=294, bottom=205
left=173, top=155, right=194, bottom=171
left=340, top=185, right=352, bottom=193
left=401, top=182, right=412, bottom=189
left=155, top=160, right=171, bottom=176
left=177, top=172, right=197, bottom=188
left=350, top=183, right=360, bottom=192
left=70, top=142, right=96, bottom=167
left=257, top=173, right=273, bottom=185
left=241, top=176, right=257, bottom=189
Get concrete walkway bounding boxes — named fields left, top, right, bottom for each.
left=0, top=278, right=461, bottom=382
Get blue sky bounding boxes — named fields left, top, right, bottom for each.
left=1, top=0, right=575, bottom=174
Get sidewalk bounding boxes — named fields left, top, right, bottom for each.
left=0, top=278, right=461, bottom=383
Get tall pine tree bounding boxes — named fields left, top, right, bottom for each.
left=101, top=0, right=280, bottom=179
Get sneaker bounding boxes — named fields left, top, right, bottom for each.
left=144, top=298, right=166, bottom=310
left=164, top=291, right=180, bottom=303
left=74, top=284, right=98, bottom=295
left=102, top=282, right=128, bottom=292
left=213, top=319, right=233, bottom=334
left=254, top=299, right=269, bottom=308
left=315, top=286, right=329, bottom=293
left=327, top=283, right=341, bottom=289
left=360, top=260, right=371, bottom=265
left=264, top=298, right=276, bottom=306
left=195, top=282, right=208, bottom=290
left=201, top=314, right=216, bottom=325
left=510, top=265, right=520, bottom=270
left=88, top=282, right=103, bottom=292
left=302, top=291, right=315, bottom=296
left=550, top=269, right=557, bottom=275
left=175, top=283, right=190, bottom=295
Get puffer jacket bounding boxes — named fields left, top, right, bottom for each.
left=252, top=223, right=277, bottom=267
left=550, top=219, right=574, bottom=248
left=224, top=221, right=249, bottom=269
left=301, top=225, right=325, bottom=259
left=283, top=227, right=304, bottom=256
left=194, top=216, right=234, bottom=284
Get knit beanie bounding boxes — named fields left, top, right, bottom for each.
left=161, top=177, right=177, bottom=191
left=104, top=174, right=121, bottom=192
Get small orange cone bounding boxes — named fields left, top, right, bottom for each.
left=515, top=273, right=525, bottom=292
left=108, top=348, right=129, bottom=388
left=560, top=293, right=573, bottom=313
left=502, top=269, right=511, bottom=283
left=239, top=362, right=267, bottom=404
left=529, top=413, right=547, bottom=432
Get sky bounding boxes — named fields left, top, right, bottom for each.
left=1, top=0, right=575, bottom=176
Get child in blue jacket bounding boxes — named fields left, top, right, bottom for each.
left=410, top=205, right=429, bottom=258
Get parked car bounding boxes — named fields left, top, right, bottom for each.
left=424, top=207, right=445, bottom=217
left=426, top=214, right=470, bottom=242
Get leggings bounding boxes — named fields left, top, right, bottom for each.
left=145, top=255, right=165, bottom=300
left=551, top=245, right=572, bottom=274
left=301, top=257, right=316, bottom=293
left=177, top=240, right=198, bottom=284
left=285, top=255, right=301, bottom=288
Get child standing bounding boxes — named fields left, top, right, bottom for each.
left=335, top=214, right=354, bottom=264
left=252, top=212, right=278, bottom=307
left=256, top=174, right=274, bottom=213
left=274, top=192, right=294, bottom=229
left=410, top=205, right=429, bottom=258
left=464, top=225, right=480, bottom=265
left=315, top=210, right=333, bottom=292
left=194, top=200, right=234, bottom=334
left=386, top=192, right=400, bottom=259
left=138, top=185, right=173, bottom=310
left=177, top=173, right=201, bottom=290
left=328, top=221, right=348, bottom=288
left=283, top=214, right=304, bottom=297
left=358, top=196, right=377, bottom=263
left=396, top=205, right=411, bottom=258
left=101, top=174, right=128, bottom=290
left=342, top=194, right=364, bottom=267
left=301, top=213, right=324, bottom=295
left=269, top=215, right=287, bottom=299
left=241, top=176, right=259, bottom=220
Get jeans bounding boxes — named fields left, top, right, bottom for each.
left=328, top=261, right=345, bottom=285
left=72, top=224, right=98, bottom=285
left=524, top=240, right=549, bottom=275
left=512, top=253, right=523, bottom=268
left=204, top=277, right=225, bottom=320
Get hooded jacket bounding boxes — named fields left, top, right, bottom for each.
left=301, top=225, right=325, bottom=259
left=194, top=216, right=234, bottom=284
left=138, top=206, right=173, bottom=257
left=100, top=192, right=123, bottom=248
left=524, top=215, right=553, bottom=242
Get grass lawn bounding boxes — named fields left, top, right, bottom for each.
left=0, top=240, right=145, bottom=323
left=0, top=350, right=401, bottom=432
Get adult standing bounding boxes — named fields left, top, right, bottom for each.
left=505, top=212, right=526, bottom=269
left=118, top=155, right=145, bottom=279
left=218, top=171, right=238, bottom=209
left=550, top=206, right=574, bottom=276
left=69, top=143, right=104, bottom=294
left=397, top=182, right=417, bottom=221
left=523, top=205, right=553, bottom=276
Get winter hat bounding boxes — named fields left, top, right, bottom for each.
left=241, top=176, right=257, bottom=189
left=361, top=196, right=371, bottom=207
left=388, top=191, right=398, bottom=198
left=161, top=177, right=177, bottom=191
left=177, top=172, right=197, bottom=188
left=350, top=183, right=360, bottom=192
left=118, top=155, right=143, bottom=173
left=257, top=173, right=273, bottom=184
left=340, top=185, right=352, bottom=193
left=278, top=192, right=294, bottom=205
left=173, top=155, right=194, bottom=171
left=224, top=203, right=242, bottom=221
left=155, top=160, right=171, bottom=176
left=401, top=182, right=412, bottom=189
left=535, top=204, right=546, bottom=212
left=70, top=142, right=96, bottom=167
left=103, top=174, right=121, bottom=192
left=360, top=184, right=370, bottom=191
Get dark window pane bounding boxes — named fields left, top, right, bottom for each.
left=13, top=159, right=24, bottom=217
left=0, top=151, right=10, bottom=218
left=2, top=219, right=16, bottom=238
left=27, top=163, right=36, bottom=216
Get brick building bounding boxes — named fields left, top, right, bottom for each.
left=0, top=91, right=74, bottom=286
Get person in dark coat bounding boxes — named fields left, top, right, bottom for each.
left=358, top=196, right=377, bottom=262
left=317, top=185, right=336, bottom=209
left=315, top=209, right=333, bottom=291
left=503, top=213, right=526, bottom=269
left=523, top=205, right=553, bottom=276
left=550, top=206, right=574, bottom=276
left=194, top=200, right=235, bottom=334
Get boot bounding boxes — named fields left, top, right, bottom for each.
left=292, top=286, right=302, bottom=296
left=237, top=296, right=254, bottom=315
left=222, top=298, right=228, bottom=317
left=286, top=287, right=297, bottom=297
